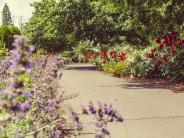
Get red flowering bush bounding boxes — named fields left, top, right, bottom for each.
left=83, top=51, right=94, bottom=60
left=119, top=52, right=126, bottom=61
left=100, top=50, right=108, bottom=60
left=94, top=50, right=128, bottom=76
left=109, top=51, right=116, bottom=58
left=99, top=50, right=126, bottom=63
left=148, top=32, right=184, bottom=81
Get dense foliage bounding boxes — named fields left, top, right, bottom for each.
left=0, top=25, right=21, bottom=49
left=24, top=0, right=184, bottom=51
left=0, top=3, right=20, bottom=51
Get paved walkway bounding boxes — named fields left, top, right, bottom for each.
left=61, top=64, right=184, bottom=138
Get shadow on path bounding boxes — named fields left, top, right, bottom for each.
left=64, top=64, right=184, bottom=93
left=64, top=64, right=97, bottom=71
left=99, top=82, right=166, bottom=90
left=119, top=81, right=165, bottom=89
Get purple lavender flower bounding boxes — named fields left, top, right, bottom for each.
left=50, top=130, right=63, bottom=138
left=96, top=121, right=104, bottom=128
left=117, top=116, right=123, bottom=122
left=28, top=45, right=35, bottom=56
left=69, top=108, right=83, bottom=131
left=25, top=61, right=33, bottom=69
left=2, top=35, right=34, bottom=115
left=17, top=102, right=26, bottom=112
left=71, top=111, right=80, bottom=123
left=102, top=128, right=110, bottom=135
left=95, top=134, right=103, bottom=138
left=88, top=102, right=97, bottom=114
left=58, top=97, right=64, bottom=103
left=17, top=101, right=31, bottom=112
left=81, top=101, right=123, bottom=138
left=47, top=101, right=54, bottom=107
left=25, top=100, right=31, bottom=110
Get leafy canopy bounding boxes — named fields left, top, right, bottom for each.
left=24, top=0, right=184, bottom=51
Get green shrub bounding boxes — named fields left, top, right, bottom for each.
left=17, top=73, right=31, bottom=89
left=0, top=47, right=8, bottom=56
left=0, top=25, right=21, bottom=49
left=0, top=41, right=8, bottom=56
left=0, top=40, right=4, bottom=48
left=35, top=48, right=47, bottom=56
left=72, top=40, right=95, bottom=63
left=59, top=51, right=73, bottom=64
left=9, top=26, right=21, bottom=35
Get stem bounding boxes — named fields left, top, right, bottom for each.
left=26, top=118, right=73, bottom=136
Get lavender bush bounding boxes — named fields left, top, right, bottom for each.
left=0, top=35, right=123, bottom=138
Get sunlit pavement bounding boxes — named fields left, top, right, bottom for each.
left=61, top=63, right=184, bottom=138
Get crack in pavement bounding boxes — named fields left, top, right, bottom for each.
left=125, top=115, right=184, bottom=121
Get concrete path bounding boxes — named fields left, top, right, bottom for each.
left=61, top=63, right=184, bottom=138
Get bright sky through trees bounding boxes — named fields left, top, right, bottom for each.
left=0, top=0, right=39, bottom=26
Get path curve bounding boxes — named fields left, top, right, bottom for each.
left=61, top=63, right=184, bottom=138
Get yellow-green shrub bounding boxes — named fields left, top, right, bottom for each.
left=102, top=60, right=129, bottom=76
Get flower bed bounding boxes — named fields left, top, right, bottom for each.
left=82, top=32, right=184, bottom=81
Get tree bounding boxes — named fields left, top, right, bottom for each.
left=2, top=3, right=13, bottom=26
left=24, top=0, right=184, bottom=51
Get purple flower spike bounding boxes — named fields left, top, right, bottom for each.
left=29, top=45, right=35, bottom=54
left=117, top=116, right=123, bottom=122
left=71, top=111, right=79, bottom=123
left=58, top=97, right=64, bottom=103
left=25, top=100, right=31, bottom=110
left=48, top=102, right=54, bottom=107
left=102, top=128, right=110, bottom=135
left=89, top=105, right=96, bottom=114
left=25, top=62, right=33, bottom=69
left=95, top=134, right=103, bottom=138
left=17, top=102, right=26, bottom=112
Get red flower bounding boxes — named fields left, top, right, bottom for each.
left=119, top=52, right=126, bottom=61
left=168, top=35, right=173, bottom=42
left=171, top=48, right=176, bottom=56
left=159, top=44, right=164, bottom=49
left=181, top=40, right=184, bottom=46
left=151, top=48, right=157, bottom=53
left=156, top=38, right=161, bottom=43
left=109, top=51, right=116, bottom=58
left=156, top=59, right=163, bottom=67
left=171, top=32, right=178, bottom=36
left=84, top=52, right=92, bottom=59
left=163, top=54, right=169, bottom=62
left=148, top=53, right=155, bottom=58
left=172, top=35, right=177, bottom=41
left=163, top=35, right=169, bottom=41
left=100, top=51, right=107, bottom=59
